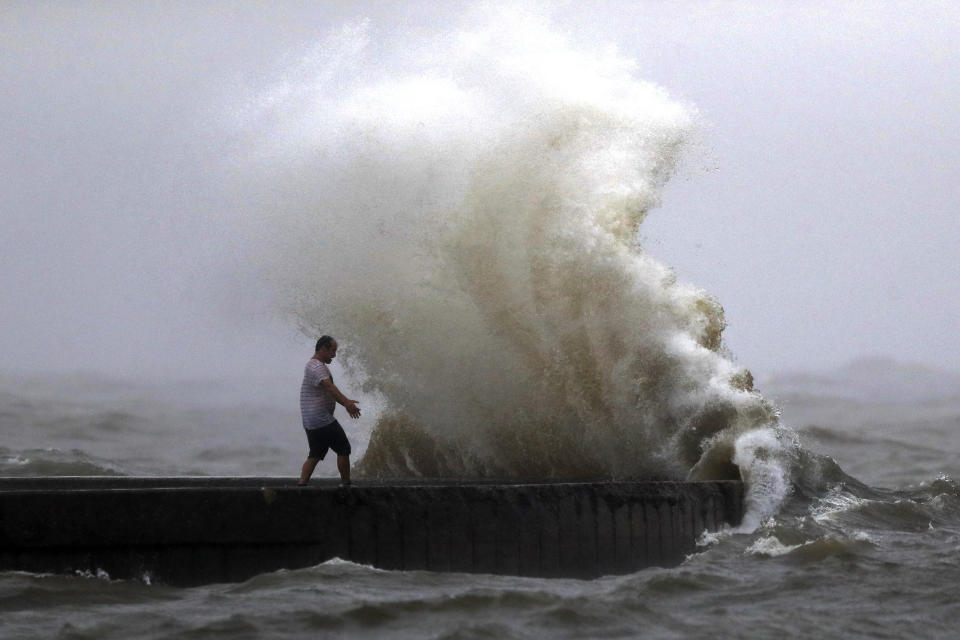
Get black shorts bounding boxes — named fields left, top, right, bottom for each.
left=305, top=420, right=352, bottom=459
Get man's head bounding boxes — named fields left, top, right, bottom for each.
left=314, top=335, right=338, bottom=363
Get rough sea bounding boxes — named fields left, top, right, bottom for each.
left=2, top=359, right=958, bottom=639
left=4, top=10, right=958, bottom=639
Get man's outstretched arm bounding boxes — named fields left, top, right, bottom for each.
left=320, top=378, right=361, bottom=418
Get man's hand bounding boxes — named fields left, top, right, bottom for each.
left=345, top=400, right=361, bottom=419
left=321, top=378, right=362, bottom=419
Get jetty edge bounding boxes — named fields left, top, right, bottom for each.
left=0, top=477, right=743, bottom=586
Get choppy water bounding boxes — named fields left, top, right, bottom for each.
left=2, top=364, right=959, bottom=639
left=4, top=12, right=959, bottom=639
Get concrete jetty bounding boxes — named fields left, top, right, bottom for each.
left=0, top=477, right=743, bottom=586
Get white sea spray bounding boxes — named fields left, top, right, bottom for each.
left=233, top=10, right=782, bottom=484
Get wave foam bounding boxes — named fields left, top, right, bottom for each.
left=234, top=10, right=782, bottom=485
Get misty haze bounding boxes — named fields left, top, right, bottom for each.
left=2, top=3, right=958, bottom=639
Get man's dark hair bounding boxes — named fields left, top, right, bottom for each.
left=315, top=335, right=335, bottom=351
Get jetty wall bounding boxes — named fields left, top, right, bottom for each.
left=0, top=477, right=743, bottom=586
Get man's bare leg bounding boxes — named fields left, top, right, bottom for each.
left=299, top=457, right=320, bottom=485
left=337, top=455, right=351, bottom=485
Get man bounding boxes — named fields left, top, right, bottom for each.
left=298, top=335, right=361, bottom=486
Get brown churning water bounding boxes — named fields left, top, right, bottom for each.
left=233, top=14, right=793, bottom=531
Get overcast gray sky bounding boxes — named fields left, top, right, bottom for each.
left=1, top=1, right=957, bottom=381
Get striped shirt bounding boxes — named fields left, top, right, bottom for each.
left=300, top=359, right=337, bottom=430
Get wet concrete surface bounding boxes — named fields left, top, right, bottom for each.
left=0, top=477, right=743, bottom=585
